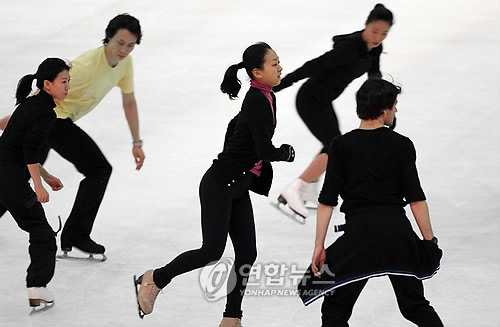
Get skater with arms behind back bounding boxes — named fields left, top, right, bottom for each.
left=0, top=58, right=69, bottom=307
left=134, top=42, right=295, bottom=327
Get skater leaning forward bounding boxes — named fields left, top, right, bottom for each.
left=274, top=4, right=394, bottom=219
left=135, top=42, right=295, bottom=327
left=0, top=58, right=70, bottom=307
left=298, top=79, right=443, bottom=326
left=0, top=14, right=145, bottom=258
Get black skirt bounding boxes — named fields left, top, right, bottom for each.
left=297, top=208, right=442, bottom=305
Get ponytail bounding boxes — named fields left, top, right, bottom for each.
left=220, top=63, right=243, bottom=100
left=15, top=74, right=36, bottom=105
left=220, top=42, right=272, bottom=101
left=14, top=58, right=70, bottom=106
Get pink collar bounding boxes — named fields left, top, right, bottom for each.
left=250, top=79, right=272, bottom=94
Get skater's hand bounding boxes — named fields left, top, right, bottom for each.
left=43, top=174, right=64, bottom=191
left=132, top=146, right=145, bottom=171
left=35, top=184, right=49, bottom=203
left=311, top=245, right=326, bottom=278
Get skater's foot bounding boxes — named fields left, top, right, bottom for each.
left=219, top=317, right=243, bottom=327
left=62, top=237, right=105, bottom=254
left=28, top=287, right=54, bottom=307
left=136, top=270, right=161, bottom=316
left=278, top=178, right=309, bottom=218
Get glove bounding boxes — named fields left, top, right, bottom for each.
left=280, top=144, right=295, bottom=162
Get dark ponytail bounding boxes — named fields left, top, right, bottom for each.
left=366, top=3, right=394, bottom=26
left=15, top=58, right=70, bottom=105
left=220, top=42, right=272, bottom=100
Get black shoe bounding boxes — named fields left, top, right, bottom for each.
left=73, top=239, right=106, bottom=254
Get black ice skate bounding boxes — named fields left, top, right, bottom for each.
left=57, top=238, right=107, bottom=262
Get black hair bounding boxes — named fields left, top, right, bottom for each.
left=103, top=13, right=142, bottom=45
left=16, top=58, right=70, bottom=105
left=366, top=3, right=394, bottom=26
left=356, top=78, right=401, bottom=120
left=220, top=42, right=273, bottom=100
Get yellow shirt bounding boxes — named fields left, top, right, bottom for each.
left=55, top=46, right=134, bottom=121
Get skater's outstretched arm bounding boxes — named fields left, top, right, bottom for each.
left=122, top=92, right=145, bottom=171
left=311, top=203, right=334, bottom=277
left=410, top=200, right=435, bottom=240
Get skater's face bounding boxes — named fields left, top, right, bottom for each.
left=44, top=70, right=70, bottom=101
left=362, top=20, right=391, bottom=49
left=105, top=28, right=137, bottom=66
left=252, top=49, right=282, bottom=87
left=383, top=98, right=398, bottom=126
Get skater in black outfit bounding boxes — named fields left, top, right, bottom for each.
left=274, top=4, right=394, bottom=219
left=0, top=58, right=70, bottom=307
left=298, top=79, right=443, bottom=326
left=134, top=42, right=294, bottom=327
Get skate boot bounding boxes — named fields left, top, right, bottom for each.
left=28, top=287, right=54, bottom=307
left=134, top=269, right=161, bottom=318
left=219, top=317, right=243, bottom=327
left=302, top=180, right=319, bottom=209
left=59, top=237, right=107, bottom=261
left=277, top=178, right=309, bottom=218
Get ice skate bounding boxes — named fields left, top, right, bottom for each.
left=219, top=317, right=243, bottom=327
left=272, top=178, right=309, bottom=223
left=133, top=270, right=161, bottom=319
left=57, top=238, right=107, bottom=262
left=302, top=181, right=319, bottom=209
left=28, top=287, right=55, bottom=313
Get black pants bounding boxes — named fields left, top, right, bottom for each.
left=321, top=275, right=443, bottom=327
left=296, top=86, right=341, bottom=154
left=0, top=118, right=113, bottom=247
left=0, top=163, right=56, bottom=287
left=153, top=167, right=257, bottom=319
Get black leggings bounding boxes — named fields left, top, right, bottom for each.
left=0, top=118, right=113, bottom=246
left=321, top=275, right=443, bottom=327
left=153, top=167, right=257, bottom=318
left=0, top=163, right=56, bottom=287
left=296, top=86, right=341, bottom=154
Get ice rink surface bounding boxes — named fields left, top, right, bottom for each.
left=0, top=0, right=499, bottom=326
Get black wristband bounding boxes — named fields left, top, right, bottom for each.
left=430, top=236, right=438, bottom=244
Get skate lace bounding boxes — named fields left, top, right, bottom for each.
left=143, top=282, right=161, bottom=302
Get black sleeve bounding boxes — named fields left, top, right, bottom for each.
left=399, top=138, right=426, bottom=203
left=367, top=44, right=383, bottom=79
left=318, top=137, right=342, bottom=206
left=274, top=40, right=359, bottom=92
left=23, top=110, right=55, bottom=164
left=246, top=96, right=289, bottom=162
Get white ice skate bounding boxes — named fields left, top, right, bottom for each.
left=272, top=178, right=309, bottom=224
left=302, top=181, right=319, bottom=209
left=57, top=239, right=107, bottom=262
left=28, top=287, right=54, bottom=313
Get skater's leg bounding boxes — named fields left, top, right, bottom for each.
left=0, top=114, right=10, bottom=130
left=321, top=279, right=368, bottom=327
left=0, top=166, right=56, bottom=287
left=224, top=192, right=257, bottom=319
left=48, top=119, right=112, bottom=249
left=389, top=275, right=443, bottom=326
left=298, top=153, right=328, bottom=183
left=153, top=168, right=233, bottom=288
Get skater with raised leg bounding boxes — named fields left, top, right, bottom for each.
left=134, top=42, right=294, bottom=326
left=273, top=4, right=394, bottom=220
left=0, top=14, right=145, bottom=259
left=0, top=58, right=70, bottom=308
left=298, top=79, right=443, bottom=326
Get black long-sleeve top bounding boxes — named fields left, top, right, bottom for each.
left=319, top=128, right=426, bottom=216
left=0, top=91, right=56, bottom=165
left=274, top=30, right=382, bottom=102
left=212, top=87, right=290, bottom=196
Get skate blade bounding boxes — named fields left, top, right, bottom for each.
left=29, top=301, right=55, bottom=315
left=270, top=200, right=306, bottom=224
left=56, top=250, right=107, bottom=262
left=133, top=275, right=145, bottom=319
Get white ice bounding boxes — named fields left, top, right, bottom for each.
left=0, top=0, right=499, bottom=326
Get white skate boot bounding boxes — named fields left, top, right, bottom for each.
left=27, top=287, right=54, bottom=307
left=302, top=180, right=320, bottom=209
left=219, top=317, right=243, bottom=327
left=276, top=178, right=309, bottom=220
